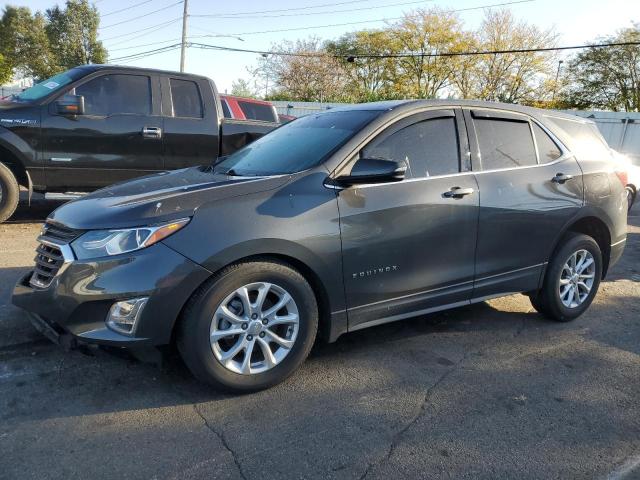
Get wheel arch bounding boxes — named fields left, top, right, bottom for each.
left=0, top=130, right=34, bottom=189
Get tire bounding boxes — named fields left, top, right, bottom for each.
left=0, top=162, right=19, bottom=223
left=177, top=260, right=318, bottom=392
left=529, top=233, right=602, bottom=322
left=626, top=186, right=636, bottom=213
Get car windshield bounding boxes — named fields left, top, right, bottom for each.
left=9, top=69, right=83, bottom=103
left=214, top=110, right=381, bottom=176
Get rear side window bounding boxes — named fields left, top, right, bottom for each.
left=170, top=79, right=203, bottom=118
left=362, top=117, right=460, bottom=179
left=221, top=99, right=232, bottom=118
left=237, top=100, right=277, bottom=122
left=533, top=123, right=562, bottom=163
left=474, top=118, right=537, bottom=170
left=75, top=74, right=151, bottom=116
left=547, top=118, right=611, bottom=160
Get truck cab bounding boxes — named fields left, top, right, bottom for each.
left=0, top=65, right=278, bottom=222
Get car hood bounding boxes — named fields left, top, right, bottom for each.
left=47, top=166, right=290, bottom=230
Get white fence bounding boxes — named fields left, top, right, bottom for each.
left=273, top=101, right=640, bottom=165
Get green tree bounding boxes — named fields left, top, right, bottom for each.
left=46, top=0, right=107, bottom=70
left=561, top=26, right=640, bottom=112
left=0, top=53, right=12, bottom=84
left=231, top=78, right=256, bottom=97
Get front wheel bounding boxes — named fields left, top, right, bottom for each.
left=0, top=162, right=19, bottom=223
left=177, top=260, right=318, bottom=392
left=530, top=233, right=602, bottom=322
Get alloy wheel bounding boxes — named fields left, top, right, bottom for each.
left=210, top=282, right=299, bottom=375
left=559, top=249, right=595, bottom=308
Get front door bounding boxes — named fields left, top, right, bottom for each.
left=464, top=108, right=584, bottom=298
left=337, top=109, right=480, bottom=330
left=42, top=72, right=164, bottom=190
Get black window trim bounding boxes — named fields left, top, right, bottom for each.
left=167, top=76, right=204, bottom=120
left=466, top=108, right=570, bottom=174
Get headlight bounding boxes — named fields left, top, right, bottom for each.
left=71, top=218, right=190, bottom=260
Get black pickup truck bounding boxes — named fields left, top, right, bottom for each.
left=0, top=64, right=279, bottom=222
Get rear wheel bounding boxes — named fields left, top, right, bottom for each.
left=0, top=162, right=19, bottom=223
left=529, top=233, right=602, bottom=322
left=177, top=260, right=318, bottom=392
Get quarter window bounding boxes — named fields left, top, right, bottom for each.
left=74, top=74, right=151, bottom=116
left=533, top=123, right=562, bottom=163
left=474, top=118, right=537, bottom=170
left=362, top=117, right=460, bottom=179
left=170, top=79, right=203, bottom=118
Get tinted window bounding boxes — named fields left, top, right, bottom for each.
left=533, top=123, right=562, bottom=163
left=221, top=99, right=232, bottom=118
left=238, top=100, right=277, bottom=122
left=363, top=117, right=459, bottom=178
left=214, top=110, right=381, bottom=176
left=548, top=118, right=611, bottom=160
left=75, top=74, right=151, bottom=116
left=475, top=118, right=537, bottom=170
left=170, top=79, right=203, bottom=118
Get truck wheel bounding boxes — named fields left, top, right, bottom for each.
left=0, top=162, right=19, bottom=223
left=177, top=260, right=318, bottom=392
left=529, top=233, right=602, bottom=322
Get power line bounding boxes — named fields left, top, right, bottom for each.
left=192, top=0, right=435, bottom=19
left=212, top=0, right=534, bottom=36
left=100, top=1, right=183, bottom=30
left=101, top=18, right=182, bottom=43
left=101, top=0, right=154, bottom=17
left=189, top=40, right=640, bottom=59
left=110, top=43, right=182, bottom=62
left=193, top=0, right=395, bottom=17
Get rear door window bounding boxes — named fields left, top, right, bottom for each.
left=473, top=116, right=537, bottom=170
left=170, top=78, right=203, bottom=118
left=75, top=74, right=151, bottom=116
left=362, top=115, right=460, bottom=179
left=532, top=123, right=562, bottom=163
left=237, top=100, right=277, bottom=122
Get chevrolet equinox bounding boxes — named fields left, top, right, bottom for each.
left=12, top=100, right=628, bottom=392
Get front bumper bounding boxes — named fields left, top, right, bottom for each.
left=12, top=242, right=211, bottom=347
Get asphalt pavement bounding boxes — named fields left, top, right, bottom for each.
left=1, top=196, right=639, bottom=480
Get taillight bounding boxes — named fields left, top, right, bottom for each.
left=615, top=170, right=628, bottom=187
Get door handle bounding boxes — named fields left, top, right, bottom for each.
left=443, top=186, right=474, bottom=198
left=142, top=126, right=162, bottom=139
left=551, top=173, right=573, bottom=184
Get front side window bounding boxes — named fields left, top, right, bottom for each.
left=238, top=100, right=277, bottom=122
left=362, top=117, right=460, bottom=179
left=170, top=78, right=203, bottom=118
left=214, top=110, right=381, bottom=176
left=474, top=117, right=537, bottom=170
left=74, top=74, right=151, bottom=116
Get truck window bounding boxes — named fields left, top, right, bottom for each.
left=221, top=99, right=232, bottom=118
left=170, top=79, right=203, bottom=118
left=474, top=118, right=537, bottom=170
left=237, top=100, right=276, bottom=122
left=75, top=74, right=151, bottom=116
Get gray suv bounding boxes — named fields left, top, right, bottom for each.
left=12, top=100, right=628, bottom=392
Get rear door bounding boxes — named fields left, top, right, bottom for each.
left=337, top=109, right=480, bottom=329
left=465, top=108, right=583, bottom=298
left=42, top=72, right=163, bottom=189
left=161, top=76, right=220, bottom=170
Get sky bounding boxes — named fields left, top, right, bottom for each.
left=3, top=0, right=640, bottom=93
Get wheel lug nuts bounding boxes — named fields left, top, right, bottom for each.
left=247, top=335, right=253, bottom=341
left=241, top=323, right=248, bottom=330
left=259, top=332, right=265, bottom=338
left=262, top=319, right=268, bottom=325
left=251, top=313, right=258, bottom=320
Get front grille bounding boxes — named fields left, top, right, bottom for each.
left=30, top=243, right=65, bottom=289
left=41, top=222, right=82, bottom=242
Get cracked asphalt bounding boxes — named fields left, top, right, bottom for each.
left=1, top=197, right=639, bottom=480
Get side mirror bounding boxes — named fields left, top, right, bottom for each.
left=56, top=95, right=85, bottom=116
left=335, top=158, right=407, bottom=186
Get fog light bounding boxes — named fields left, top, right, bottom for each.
left=106, top=297, right=148, bottom=335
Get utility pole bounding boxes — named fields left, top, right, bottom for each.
left=180, top=0, right=188, bottom=72
left=552, top=59, right=563, bottom=101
